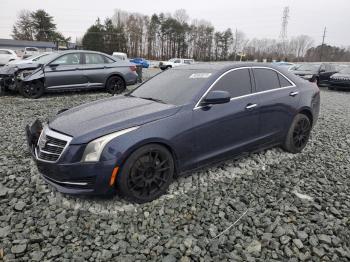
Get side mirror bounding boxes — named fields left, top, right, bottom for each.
left=202, top=90, right=231, bottom=106
left=319, top=69, right=326, bottom=73
left=48, top=63, right=59, bottom=68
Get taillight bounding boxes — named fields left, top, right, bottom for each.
left=129, top=66, right=136, bottom=72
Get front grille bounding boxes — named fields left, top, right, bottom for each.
left=36, top=127, right=72, bottom=163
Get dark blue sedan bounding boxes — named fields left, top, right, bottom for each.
left=130, top=58, right=150, bottom=68
left=26, top=63, right=320, bottom=203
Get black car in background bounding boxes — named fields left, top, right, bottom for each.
left=26, top=63, right=320, bottom=203
left=289, top=63, right=338, bottom=86
left=0, top=50, right=138, bottom=98
left=328, top=66, right=350, bottom=90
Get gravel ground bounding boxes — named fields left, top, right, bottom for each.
left=0, top=84, right=349, bottom=261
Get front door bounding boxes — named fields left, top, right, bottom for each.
left=44, top=53, right=86, bottom=89
left=193, top=68, right=260, bottom=166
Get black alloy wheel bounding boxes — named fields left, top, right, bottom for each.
left=117, top=144, right=174, bottom=203
left=283, top=114, right=311, bottom=153
left=292, top=117, right=311, bottom=149
left=20, top=80, right=44, bottom=99
left=106, top=76, right=125, bottom=95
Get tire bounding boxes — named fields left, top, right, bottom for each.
left=106, top=76, right=126, bottom=95
left=0, top=85, right=6, bottom=96
left=117, top=144, right=175, bottom=203
left=19, top=80, right=44, bottom=99
left=283, top=114, right=312, bottom=154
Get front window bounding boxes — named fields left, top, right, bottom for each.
left=130, top=69, right=214, bottom=105
left=53, top=53, right=81, bottom=65
left=212, top=69, right=252, bottom=98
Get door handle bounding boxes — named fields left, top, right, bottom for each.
left=289, top=91, right=299, bottom=97
left=245, top=103, right=258, bottom=110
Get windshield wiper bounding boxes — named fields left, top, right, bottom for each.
left=140, top=97, right=167, bottom=104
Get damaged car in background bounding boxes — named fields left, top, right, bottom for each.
left=0, top=50, right=138, bottom=98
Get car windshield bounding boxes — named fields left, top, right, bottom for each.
left=35, top=53, right=59, bottom=64
left=295, top=64, right=320, bottom=72
left=339, top=67, right=350, bottom=74
left=130, top=69, right=214, bottom=105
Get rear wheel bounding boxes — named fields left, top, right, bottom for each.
left=117, top=144, right=174, bottom=203
left=106, top=76, right=125, bottom=95
left=19, top=80, right=44, bottom=99
left=283, top=114, right=312, bottom=153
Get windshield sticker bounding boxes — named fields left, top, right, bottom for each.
left=189, top=73, right=212, bottom=79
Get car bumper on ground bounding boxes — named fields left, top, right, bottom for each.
left=25, top=120, right=117, bottom=196
left=328, top=81, right=350, bottom=89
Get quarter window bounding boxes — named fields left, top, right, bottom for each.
left=53, top=53, right=81, bottom=65
left=85, top=53, right=106, bottom=64
left=212, top=69, right=252, bottom=98
left=0, top=50, right=11, bottom=55
left=278, top=73, right=292, bottom=87
left=253, top=68, right=280, bottom=92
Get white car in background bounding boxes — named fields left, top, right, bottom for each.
left=23, top=47, right=39, bottom=58
left=112, top=52, right=128, bottom=61
left=159, top=58, right=195, bottom=70
left=0, top=49, right=18, bottom=66
left=7, top=52, right=51, bottom=65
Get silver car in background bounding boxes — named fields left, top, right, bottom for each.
left=0, top=50, right=138, bottom=98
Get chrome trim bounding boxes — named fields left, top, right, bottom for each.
left=193, top=66, right=297, bottom=110
left=46, top=143, right=64, bottom=148
left=289, top=91, right=299, bottom=97
left=245, top=103, right=258, bottom=109
left=44, top=176, right=88, bottom=186
left=35, top=126, right=73, bottom=163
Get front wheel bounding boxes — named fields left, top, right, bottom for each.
left=283, top=114, right=312, bottom=154
left=106, top=76, right=126, bottom=95
left=19, top=80, right=44, bottom=99
left=117, top=144, right=175, bottom=203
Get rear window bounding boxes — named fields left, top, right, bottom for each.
left=278, top=73, right=293, bottom=87
left=254, top=68, right=280, bottom=92
left=0, top=50, right=11, bottom=55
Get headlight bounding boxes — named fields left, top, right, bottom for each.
left=302, top=75, right=313, bottom=79
left=81, top=126, right=139, bottom=162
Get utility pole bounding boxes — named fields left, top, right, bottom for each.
left=320, top=27, right=327, bottom=62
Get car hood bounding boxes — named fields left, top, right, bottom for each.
left=49, top=95, right=181, bottom=144
left=0, top=63, right=41, bottom=75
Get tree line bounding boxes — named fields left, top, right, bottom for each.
left=12, top=9, right=71, bottom=46
left=12, top=9, right=350, bottom=62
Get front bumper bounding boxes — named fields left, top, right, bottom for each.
left=25, top=120, right=117, bottom=195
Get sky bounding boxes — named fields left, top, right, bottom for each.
left=1, top=0, right=349, bottom=47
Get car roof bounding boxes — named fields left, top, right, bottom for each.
left=172, top=62, right=283, bottom=71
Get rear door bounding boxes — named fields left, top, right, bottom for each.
left=44, top=53, right=86, bottom=89
left=252, top=67, right=300, bottom=142
left=193, top=68, right=260, bottom=165
left=81, top=53, right=115, bottom=88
